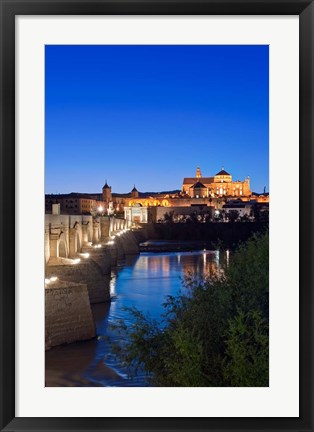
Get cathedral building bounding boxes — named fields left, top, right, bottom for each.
left=182, top=167, right=251, bottom=198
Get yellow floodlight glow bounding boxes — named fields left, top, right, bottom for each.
left=80, top=252, right=90, bottom=258
left=45, top=278, right=50, bottom=284
left=73, top=258, right=81, bottom=264
left=50, top=276, right=58, bottom=282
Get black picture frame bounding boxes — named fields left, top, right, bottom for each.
left=0, top=1, right=313, bottom=431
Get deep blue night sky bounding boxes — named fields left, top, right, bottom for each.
left=45, top=45, right=269, bottom=194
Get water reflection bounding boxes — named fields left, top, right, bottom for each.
left=133, top=251, right=220, bottom=280
left=46, top=249, right=223, bottom=387
left=109, top=273, right=117, bottom=298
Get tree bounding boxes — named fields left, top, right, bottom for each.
left=239, top=214, right=250, bottom=222
left=223, top=310, right=269, bottom=386
left=186, top=212, right=199, bottom=224
left=163, top=211, right=175, bottom=223
left=218, top=209, right=226, bottom=222
left=227, top=210, right=239, bottom=222
left=250, top=204, right=269, bottom=223
left=250, top=203, right=260, bottom=221
left=204, top=211, right=213, bottom=223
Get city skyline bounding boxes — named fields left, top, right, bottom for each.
left=45, top=45, right=269, bottom=194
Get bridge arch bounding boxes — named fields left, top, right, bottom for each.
left=57, top=232, right=69, bottom=258
left=58, top=238, right=68, bottom=258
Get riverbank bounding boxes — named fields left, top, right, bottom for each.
left=137, top=221, right=268, bottom=249
left=139, top=240, right=211, bottom=252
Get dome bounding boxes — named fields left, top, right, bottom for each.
left=215, top=168, right=230, bottom=176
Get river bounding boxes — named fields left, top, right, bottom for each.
left=45, top=247, right=225, bottom=387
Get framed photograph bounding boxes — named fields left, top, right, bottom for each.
left=0, top=1, right=313, bottom=431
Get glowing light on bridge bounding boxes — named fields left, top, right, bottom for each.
left=45, top=276, right=59, bottom=285
left=72, top=258, right=81, bottom=264
left=80, top=253, right=90, bottom=258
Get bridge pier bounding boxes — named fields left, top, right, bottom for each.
left=82, top=221, right=90, bottom=244
left=45, top=280, right=95, bottom=350
left=92, top=219, right=101, bottom=243
left=100, top=216, right=110, bottom=239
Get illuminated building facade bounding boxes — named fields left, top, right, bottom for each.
left=182, top=167, right=251, bottom=198
left=45, top=193, right=104, bottom=215
left=45, top=167, right=268, bottom=223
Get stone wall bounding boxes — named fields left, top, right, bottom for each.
left=46, top=258, right=111, bottom=304
left=119, top=231, right=140, bottom=255
left=45, top=281, right=96, bottom=350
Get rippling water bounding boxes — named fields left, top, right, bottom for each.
left=46, top=248, right=223, bottom=387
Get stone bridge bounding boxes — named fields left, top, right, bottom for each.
left=45, top=214, right=131, bottom=264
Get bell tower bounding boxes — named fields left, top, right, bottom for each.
left=131, top=185, right=139, bottom=198
left=196, top=167, right=202, bottom=178
left=102, top=180, right=111, bottom=203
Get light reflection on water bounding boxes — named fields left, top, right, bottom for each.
left=46, top=249, right=224, bottom=387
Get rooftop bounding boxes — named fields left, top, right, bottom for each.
left=183, top=177, right=214, bottom=185
left=215, top=169, right=231, bottom=176
left=192, top=181, right=206, bottom=189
